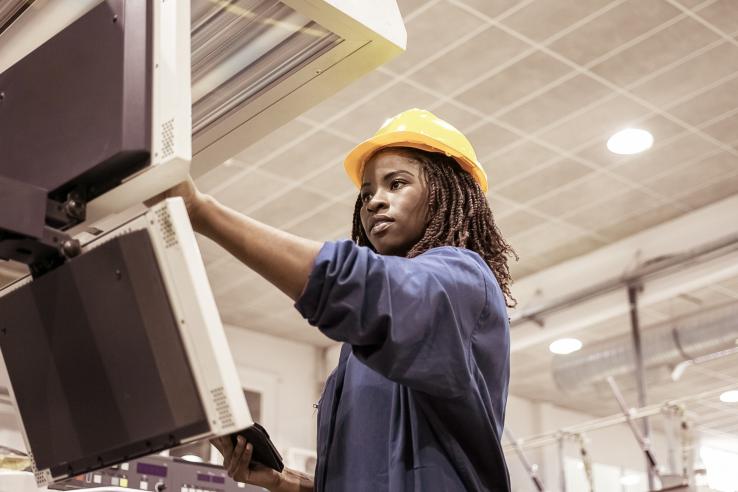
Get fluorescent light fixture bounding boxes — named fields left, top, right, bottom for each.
left=190, top=0, right=342, bottom=135
left=549, top=338, right=583, bottom=355
left=719, top=390, right=738, bottom=403
left=607, top=128, right=653, bottom=155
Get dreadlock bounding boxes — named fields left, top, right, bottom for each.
left=351, top=147, right=518, bottom=308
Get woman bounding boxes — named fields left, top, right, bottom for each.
left=160, top=109, right=516, bottom=491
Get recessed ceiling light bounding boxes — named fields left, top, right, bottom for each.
left=719, top=390, right=738, bottom=403
left=607, top=128, right=653, bottom=155
left=549, top=338, right=583, bottom=355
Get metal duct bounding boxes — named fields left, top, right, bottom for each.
left=552, top=302, right=738, bottom=392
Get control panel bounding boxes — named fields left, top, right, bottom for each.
left=49, top=454, right=265, bottom=492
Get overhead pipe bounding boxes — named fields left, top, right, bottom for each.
left=552, top=302, right=738, bottom=392
left=511, top=232, right=738, bottom=328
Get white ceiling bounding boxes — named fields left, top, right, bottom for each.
left=1, top=0, right=737, bottom=428
left=187, top=0, right=738, bottom=347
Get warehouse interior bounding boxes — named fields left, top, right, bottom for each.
left=1, top=0, right=737, bottom=491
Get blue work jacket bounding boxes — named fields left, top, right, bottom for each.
left=295, top=240, right=511, bottom=491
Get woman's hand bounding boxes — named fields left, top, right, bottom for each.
left=144, top=177, right=210, bottom=230
left=210, top=435, right=282, bottom=490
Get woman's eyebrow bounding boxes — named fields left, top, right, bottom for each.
left=382, top=170, right=414, bottom=181
left=361, top=170, right=414, bottom=188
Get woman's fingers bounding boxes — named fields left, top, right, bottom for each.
left=228, top=437, right=246, bottom=478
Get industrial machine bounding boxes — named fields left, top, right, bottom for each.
left=0, top=0, right=405, bottom=487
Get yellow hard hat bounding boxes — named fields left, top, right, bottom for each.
left=343, top=108, right=488, bottom=192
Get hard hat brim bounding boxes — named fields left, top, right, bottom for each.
left=343, top=131, right=489, bottom=193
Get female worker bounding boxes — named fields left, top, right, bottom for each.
left=160, top=109, right=516, bottom=491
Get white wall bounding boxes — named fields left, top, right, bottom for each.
left=223, top=325, right=322, bottom=453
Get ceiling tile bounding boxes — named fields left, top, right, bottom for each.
left=195, top=161, right=252, bottom=193
left=511, top=220, right=587, bottom=254
left=262, top=130, right=355, bottom=181
left=467, top=123, right=522, bottom=162
left=249, top=188, right=328, bottom=227
left=498, top=73, right=611, bottom=133
left=536, top=94, right=650, bottom=151
left=694, top=0, right=738, bottom=36
left=211, top=168, right=287, bottom=213
left=666, top=75, right=738, bottom=127
left=216, top=286, right=266, bottom=314
left=609, top=133, right=721, bottom=182
left=529, top=171, right=626, bottom=217
left=409, top=26, right=529, bottom=94
left=495, top=159, right=592, bottom=203
left=206, top=257, right=254, bottom=293
left=508, top=254, right=549, bottom=279
left=486, top=139, right=561, bottom=185
left=500, top=0, right=614, bottom=43
left=564, top=188, right=663, bottom=231
left=302, top=161, right=356, bottom=197
left=487, top=196, right=519, bottom=217
left=232, top=119, right=313, bottom=167
left=456, top=51, right=571, bottom=115
left=328, top=81, right=437, bottom=141
left=456, top=0, right=525, bottom=20
left=431, top=102, right=486, bottom=133
left=675, top=0, right=711, bottom=8
left=643, top=151, right=737, bottom=197
left=594, top=203, right=685, bottom=241
left=589, top=16, right=721, bottom=87
left=301, top=70, right=394, bottom=123
left=196, top=234, right=227, bottom=266
left=385, top=1, right=486, bottom=74
left=630, top=41, right=738, bottom=107
left=547, top=0, right=682, bottom=66
left=539, top=235, right=607, bottom=265
left=395, top=0, right=432, bottom=18
left=701, top=111, right=738, bottom=147
left=284, top=200, right=355, bottom=241
left=495, top=209, right=546, bottom=237
left=682, top=170, right=738, bottom=209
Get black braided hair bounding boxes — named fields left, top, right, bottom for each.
left=351, top=147, right=518, bottom=308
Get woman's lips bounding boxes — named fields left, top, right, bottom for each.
left=371, top=221, right=393, bottom=234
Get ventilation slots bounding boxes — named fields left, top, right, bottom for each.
left=161, top=118, right=175, bottom=159
left=155, top=207, right=178, bottom=249
left=210, top=386, right=235, bottom=428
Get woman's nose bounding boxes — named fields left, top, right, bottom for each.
left=366, top=190, right=388, bottom=212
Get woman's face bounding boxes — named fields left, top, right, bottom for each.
left=359, top=150, right=429, bottom=256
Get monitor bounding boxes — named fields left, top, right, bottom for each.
left=0, top=198, right=251, bottom=486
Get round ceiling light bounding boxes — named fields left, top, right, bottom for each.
left=607, top=128, right=654, bottom=155
left=549, top=338, right=583, bottom=355
left=719, top=390, right=738, bottom=403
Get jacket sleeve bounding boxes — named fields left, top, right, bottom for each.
left=294, top=240, right=494, bottom=398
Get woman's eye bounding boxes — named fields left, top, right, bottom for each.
left=361, top=193, right=372, bottom=203
left=390, top=180, right=405, bottom=190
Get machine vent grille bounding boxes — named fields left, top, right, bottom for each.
left=211, top=386, right=235, bottom=428
left=155, top=207, right=177, bottom=249
left=28, top=451, right=45, bottom=484
left=161, top=119, right=174, bottom=159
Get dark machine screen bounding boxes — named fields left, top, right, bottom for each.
left=0, top=230, right=209, bottom=477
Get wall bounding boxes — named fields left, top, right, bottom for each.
left=223, top=325, right=322, bottom=453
